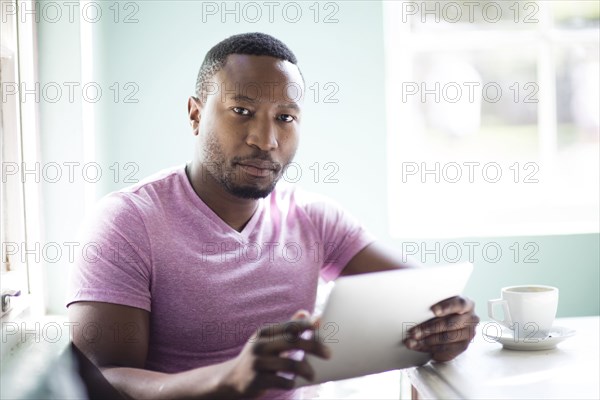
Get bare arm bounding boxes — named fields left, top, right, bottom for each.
left=340, top=241, right=420, bottom=276
left=68, top=302, right=232, bottom=399
left=68, top=302, right=329, bottom=399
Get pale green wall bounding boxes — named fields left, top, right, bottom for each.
left=38, top=1, right=599, bottom=317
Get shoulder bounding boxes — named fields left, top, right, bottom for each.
left=117, top=165, right=185, bottom=206
left=83, top=165, right=185, bottom=232
left=94, top=165, right=185, bottom=214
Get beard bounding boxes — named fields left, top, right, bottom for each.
left=201, top=131, right=291, bottom=199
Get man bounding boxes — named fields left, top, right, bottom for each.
left=68, top=32, right=479, bottom=399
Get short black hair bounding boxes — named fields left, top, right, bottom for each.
left=195, top=32, right=303, bottom=100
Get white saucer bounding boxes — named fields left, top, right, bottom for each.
left=482, top=325, right=576, bottom=351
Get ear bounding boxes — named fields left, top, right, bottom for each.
left=187, top=96, right=202, bottom=135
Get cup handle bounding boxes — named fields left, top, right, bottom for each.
left=488, top=298, right=512, bottom=327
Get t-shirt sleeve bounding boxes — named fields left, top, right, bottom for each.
left=66, top=192, right=152, bottom=312
left=298, top=190, right=376, bottom=282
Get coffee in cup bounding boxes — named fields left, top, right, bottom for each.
left=488, top=285, right=559, bottom=340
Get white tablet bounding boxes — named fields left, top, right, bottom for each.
left=295, top=262, right=474, bottom=387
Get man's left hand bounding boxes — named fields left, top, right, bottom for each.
left=403, top=296, right=480, bottom=362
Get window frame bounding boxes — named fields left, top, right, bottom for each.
left=1, top=0, right=43, bottom=320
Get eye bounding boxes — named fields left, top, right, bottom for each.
left=232, top=107, right=251, bottom=116
left=278, top=114, right=296, bottom=123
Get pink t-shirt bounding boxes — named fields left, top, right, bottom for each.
left=67, top=165, right=374, bottom=396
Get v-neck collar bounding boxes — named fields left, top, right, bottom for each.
left=179, top=165, right=264, bottom=241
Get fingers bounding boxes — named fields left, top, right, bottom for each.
left=404, top=327, right=474, bottom=363
left=253, top=314, right=330, bottom=359
left=253, top=336, right=331, bottom=359
left=408, top=311, right=479, bottom=341
left=257, top=319, right=313, bottom=339
left=403, top=296, right=480, bottom=362
left=254, top=356, right=315, bottom=381
left=431, top=296, right=475, bottom=317
left=241, top=311, right=330, bottom=394
left=408, top=325, right=474, bottom=348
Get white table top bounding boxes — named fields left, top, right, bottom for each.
left=407, top=316, right=600, bottom=400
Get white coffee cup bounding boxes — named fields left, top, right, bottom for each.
left=488, top=285, right=559, bottom=340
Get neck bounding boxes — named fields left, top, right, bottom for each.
left=186, top=161, right=259, bottom=232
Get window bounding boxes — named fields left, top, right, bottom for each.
left=384, top=1, right=599, bottom=238
left=1, top=0, right=42, bottom=317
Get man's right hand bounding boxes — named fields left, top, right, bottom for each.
left=219, top=310, right=331, bottom=398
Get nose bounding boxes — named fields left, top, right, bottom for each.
left=245, top=117, right=278, bottom=152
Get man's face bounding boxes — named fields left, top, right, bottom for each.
left=190, top=54, right=303, bottom=199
